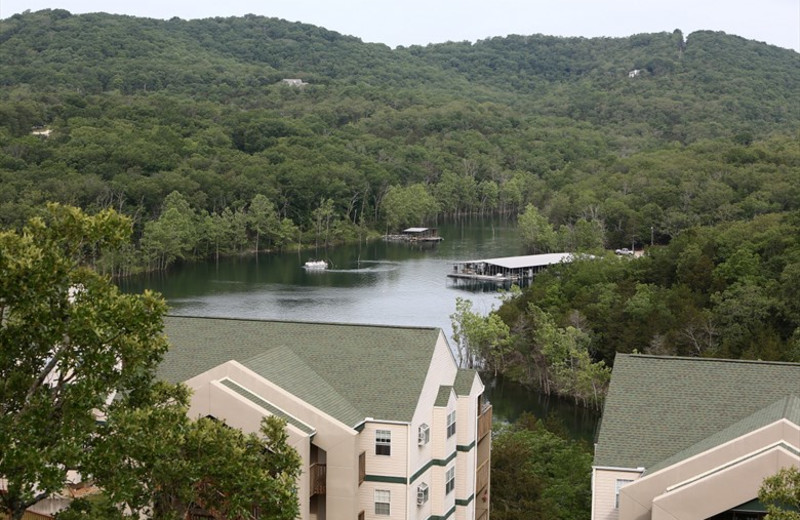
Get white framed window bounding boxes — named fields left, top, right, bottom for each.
left=418, top=423, right=430, bottom=445
left=446, top=410, right=456, bottom=438
left=445, top=466, right=455, bottom=495
left=375, top=489, right=390, bottom=515
left=615, top=479, right=633, bottom=508
left=417, top=482, right=429, bottom=506
left=375, top=429, right=391, bottom=456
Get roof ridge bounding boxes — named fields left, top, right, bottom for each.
left=245, top=347, right=366, bottom=426
left=624, top=353, right=800, bottom=367
left=165, top=314, right=441, bottom=332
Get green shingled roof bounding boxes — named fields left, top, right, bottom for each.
left=435, top=386, right=454, bottom=407
left=159, top=316, right=443, bottom=427
left=594, top=354, right=800, bottom=470
left=454, top=369, right=477, bottom=396
left=646, top=394, right=800, bottom=474
left=219, top=379, right=316, bottom=435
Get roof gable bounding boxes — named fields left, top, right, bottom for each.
left=160, top=316, right=443, bottom=427
left=647, top=394, right=800, bottom=473
left=595, top=354, right=800, bottom=469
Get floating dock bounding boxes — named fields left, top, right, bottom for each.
left=384, top=227, right=444, bottom=242
left=447, top=252, right=576, bottom=284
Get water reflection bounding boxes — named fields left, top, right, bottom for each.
left=485, top=376, right=600, bottom=443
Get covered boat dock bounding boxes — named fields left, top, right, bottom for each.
left=448, top=252, right=576, bottom=284
left=384, top=227, right=443, bottom=242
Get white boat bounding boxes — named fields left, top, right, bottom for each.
left=303, top=260, right=328, bottom=270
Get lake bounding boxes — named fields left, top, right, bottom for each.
left=121, top=217, right=599, bottom=441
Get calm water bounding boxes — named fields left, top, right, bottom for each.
left=121, top=218, right=526, bottom=335
left=121, top=218, right=599, bottom=440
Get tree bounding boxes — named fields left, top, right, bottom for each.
left=0, top=204, right=301, bottom=520
left=518, top=204, right=558, bottom=253
left=450, top=297, right=511, bottom=372
left=759, top=467, right=800, bottom=520
left=491, top=416, right=592, bottom=520
left=0, top=204, right=168, bottom=520
left=66, top=386, right=301, bottom=520
left=248, top=194, right=281, bottom=252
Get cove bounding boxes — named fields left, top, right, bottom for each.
left=120, top=217, right=599, bottom=440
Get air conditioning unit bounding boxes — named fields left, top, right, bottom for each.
left=418, top=423, right=430, bottom=446
left=416, top=483, right=429, bottom=506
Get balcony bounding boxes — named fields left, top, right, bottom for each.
left=475, top=459, right=489, bottom=495
left=310, top=463, right=326, bottom=496
left=478, top=403, right=492, bottom=441
left=359, top=451, right=366, bottom=485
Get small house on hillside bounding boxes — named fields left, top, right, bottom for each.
left=592, top=354, right=800, bottom=520
left=281, top=78, right=309, bottom=87
left=160, top=316, right=492, bottom=520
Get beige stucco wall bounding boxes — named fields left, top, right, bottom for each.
left=650, top=446, right=800, bottom=520
left=592, top=468, right=643, bottom=520
left=185, top=361, right=361, bottom=520
left=618, top=419, right=800, bottom=520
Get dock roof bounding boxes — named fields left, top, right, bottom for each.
left=403, top=227, right=431, bottom=233
left=457, top=252, right=574, bottom=269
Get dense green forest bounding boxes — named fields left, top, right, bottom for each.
left=1, top=11, right=798, bottom=273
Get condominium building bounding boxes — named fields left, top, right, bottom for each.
left=592, top=354, right=800, bottom=520
left=160, top=316, right=492, bottom=520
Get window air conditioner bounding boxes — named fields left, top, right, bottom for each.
left=418, top=424, right=430, bottom=446
left=416, top=483, right=428, bottom=506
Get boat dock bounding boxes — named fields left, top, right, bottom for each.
left=384, top=227, right=444, bottom=242
left=447, top=252, right=576, bottom=284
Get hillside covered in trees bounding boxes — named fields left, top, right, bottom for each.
left=1, top=10, right=797, bottom=269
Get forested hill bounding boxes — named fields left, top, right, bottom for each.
left=0, top=10, right=798, bottom=264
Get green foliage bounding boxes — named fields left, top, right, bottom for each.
left=0, top=204, right=168, bottom=519
left=491, top=415, right=592, bottom=520
left=0, top=10, right=797, bottom=277
left=759, top=467, right=800, bottom=520
left=518, top=204, right=559, bottom=253
left=450, top=297, right=511, bottom=372
left=69, top=395, right=301, bottom=520
left=497, top=213, right=800, bottom=367
left=0, top=204, right=301, bottom=520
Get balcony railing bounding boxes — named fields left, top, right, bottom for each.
left=478, top=403, right=492, bottom=441
left=475, top=459, right=490, bottom=496
left=310, top=463, right=326, bottom=496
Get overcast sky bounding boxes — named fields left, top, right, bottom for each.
left=2, top=0, right=798, bottom=52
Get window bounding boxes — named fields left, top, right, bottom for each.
left=375, top=489, right=390, bottom=515
left=417, top=483, right=429, bottom=506
left=375, top=429, right=391, bottom=456
left=418, top=423, right=430, bottom=445
left=615, top=479, right=633, bottom=508
left=446, top=410, right=456, bottom=438
left=445, top=466, right=455, bottom=495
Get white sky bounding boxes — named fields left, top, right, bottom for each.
left=2, top=0, right=798, bottom=52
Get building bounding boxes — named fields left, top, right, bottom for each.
left=448, top=253, right=576, bottom=284
left=592, top=354, right=800, bottom=520
left=160, top=316, right=492, bottom=520
left=281, top=78, right=309, bottom=87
